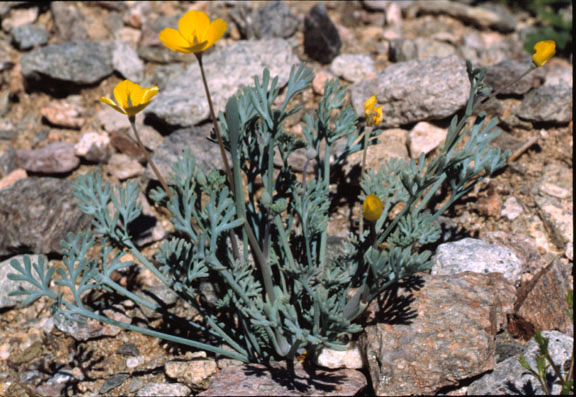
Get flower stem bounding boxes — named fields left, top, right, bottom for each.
left=129, top=118, right=172, bottom=200
left=359, top=126, right=372, bottom=236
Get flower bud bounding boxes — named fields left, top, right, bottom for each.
left=362, top=194, right=383, bottom=222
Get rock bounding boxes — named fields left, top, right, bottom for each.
left=501, top=196, right=523, bottom=221
left=231, top=1, right=299, bottom=40
left=534, top=195, right=573, bottom=249
left=484, top=58, right=544, bottom=96
left=100, top=373, right=129, bottom=394
left=415, top=0, right=515, bottom=32
left=544, top=62, right=573, bottom=88
left=165, top=359, right=218, bottom=391
left=131, top=192, right=166, bottom=248
left=389, top=38, right=456, bottom=62
left=136, top=382, right=191, bottom=397
left=330, top=54, right=376, bottom=83
left=467, top=330, right=573, bottom=395
left=312, top=69, right=332, bottom=95
left=303, top=3, right=341, bottom=64
left=537, top=163, right=572, bottom=200
left=408, top=121, right=447, bottom=158
left=0, top=168, right=26, bottom=190
left=361, top=272, right=515, bottom=396
left=107, top=153, right=145, bottom=180
left=199, top=361, right=367, bottom=396
left=137, top=14, right=190, bottom=64
left=0, top=146, right=18, bottom=177
left=0, top=178, right=91, bottom=256
left=109, top=130, right=146, bottom=162
left=480, top=231, right=544, bottom=276
left=96, top=104, right=132, bottom=132
left=54, top=307, right=128, bottom=340
left=17, top=142, right=80, bottom=174
left=10, top=23, right=48, bottom=51
left=112, top=40, right=145, bottom=83
left=134, top=285, right=179, bottom=320
left=75, top=131, right=111, bottom=162
left=51, top=1, right=88, bottom=41
left=145, top=39, right=298, bottom=128
left=351, top=55, right=469, bottom=127
left=146, top=126, right=227, bottom=180
left=0, top=119, right=17, bottom=140
left=513, top=260, right=572, bottom=336
left=40, top=100, right=85, bottom=129
left=315, top=342, right=363, bottom=369
left=20, top=41, right=114, bottom=91
left=516, top=85, right=572, bottom=124
left=0, top=254, right=46, bottom=308
left=432, top=238, right=525, bottom=284
left=1, top=6, right=37, bottom=32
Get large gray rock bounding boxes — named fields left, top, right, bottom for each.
left=144, top=39, right=298, bottom=128
left=516, top=85, right=573, bottom=124
left=467, top=331, right=573, bottom=395
left=0, top=178, right=91, bottom=256
left=351, top=55, right=470, bottom=127
left=20, top=41, right=114, bottom=89
left=0, top=254, right=46, bottom=308
left=484, top=58, right=545, bottom=95
left=432, top=238, right=524, bottom=284
left=361, top=272, right=515, bottom=396
left=231, top=1, right=300, bottom=40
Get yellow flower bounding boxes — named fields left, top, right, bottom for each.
left=364, top=95, right=383, bottom=126
left=532, top=40, right=556, bottom=67
left=99, top=80, right=159, bottom=117
left=363, top=194, right=383, bottom=222
left=159, top=10, right=227, bottom=54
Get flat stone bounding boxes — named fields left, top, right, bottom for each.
left=0, top=177, right=92, bottom=256
left=112, top=40, right=145, bottom=83
left=100, top=373, right=129, bottom=394
left=315, top=342, right=363, bottom=370
left=40, top=100, right=85, bottom=129
left=20, top=41, right=114, bottom=90
left=17, top=142, right=80, bottom=173
left=485, top=58, right=545, bottom=95
left=0, top=254, right=46, bottom=308
left=0, top=168, right=26, bottom=191
left=351, top=55, right=469, bottom=127
left=330, top=54, right=376, bottom=83
left=136, top=382, right=191, bottom=397
left=199, top=361, right=367, bottom=396
left=513, top=260, right=572, bottom=335
left=389, top=38, right=456, bottom=62
left=75, top=131, right=111, bottom=163
left=516, top=85, right=572, bottom=124
left=145, top=39, right=298, bottom=128
left=107, top=153, right=145, bottom=180
left=408, top=121, right=447, bottom=158
left=432, top=238, right=524, bottom=284
left=361, top=272, right=515, bottom=396
left=303, top=3, right=341, bottom=64
left=10, top=23, right=48, bottom=51
left=165, top=359, right=218, bottom=391
left=480, top=231, right=544, bottom=276
left=467, top=330, right=573, bottom=395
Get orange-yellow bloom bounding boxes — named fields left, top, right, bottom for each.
left=364, top=95, right=383, bottom=126
left=99, top=80, right=159, bottom=117
left=159, top=10, right=227, bottom=54
left=532, top=40, right=556, bottom=67
left=363, top=194, right=383, bottom=222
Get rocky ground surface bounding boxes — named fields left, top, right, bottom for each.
left=0, top=1, right=573, bottom=396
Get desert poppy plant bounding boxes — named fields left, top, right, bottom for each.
left=159, top=10, right=227, bottom=54
left=532, top=40, right=556, bottom=67
left=99, top=80, right=159, bottom=117
left=364, top=95, right=383, bottom=126
left=363, top=194, right=384, bottom=222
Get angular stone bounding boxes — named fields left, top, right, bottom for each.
left=516, top=85, right=572, bottom=124
left=534, top=195, right=573, bottom=248
left=501, top=196, right=523, bottom=221
left=0, top=254, right=46, bottom=308
left=165, top=359, right=218, bottom=391
left=389, top=38, right=456, bottom=62
left=467, top=331, right=573, bottom=395
left=112, top=40, right=145, bottom=83
left=513, top=259, right=572, bottom=336
left=231, top=1, right=299, bottom=40
left=537, top=163, right=572, bottom=200
left=351, top=55, right=469, bottom=127
left=0, top=178, right=91, bottom=256
left=199, top=361, right=367, bottom=396
left=75, top=131, right=111, bottom=163
left=40, top=100, right=85, bottom=129
left=0, top=168, right=26, bottom=191
left=480, top=231, right=544, bottom=276
left=330, top=54, right=376, bottom=83
left=1, top=6, right=37, bottom=32
left=51, top=1, right=88, bottom=41
left=432, top=238, right=524, bottom=284
left=20, top=41, right=114, bottom=89
left=10, top=23, right=48, bottom=51
left=315, top=342, right=363, bottom=369
left=544, top=62, right=573, bottom=88
left=303, top=3, right=341, bottom=64
left=107, top=153, right=145, bottom=180
left=17, top=142, right=80, bottom=173
left=408, top=121, right=447, bottom=158
left=145, top=39, right=298, bottom=128
left=484, top=58, right=544, bottom=95
left=361, top=272, right=515, bottom=396
left=136, top=382, right=191, bottom=397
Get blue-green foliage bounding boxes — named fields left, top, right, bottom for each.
left=9, top=62, right=508, bottom=363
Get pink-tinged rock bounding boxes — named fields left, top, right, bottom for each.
left=199, top=361, right=367, bottom=396
left=41, top=101, right=85, bottom=129
left=17, top=142, right=80, bottom=173
left=361, top=272, right=515, bottom=396
left=75, top=131, right=111, bottom=162
left=0, top=168, right=27, bottom=191
left=107, top=153, right=145, bottom=180
left=1, top=7, right=38, bottom=31
left=312, top=70, right=332, bottom=96
left=408, top=121, right=448, bottom=158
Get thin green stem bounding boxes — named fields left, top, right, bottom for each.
left=359, top=126, right=373, bottom=235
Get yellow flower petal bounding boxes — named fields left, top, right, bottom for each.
left=159, top=28, right=193, bottom=53
left=532, top=40, right=556, bottom=67
left=206, top=19, right=227, bottom=49
left=102, top=81, right=158, bottom=117
left=370, top=106, right=383, bottom=126
left=178, top=10, right=210, bottom=45
left=113, top=80, right=133, bottom=109
left=364, top=95, right=377, bottom=118
left=99, top=96, right=126, bottom=115
left=363, top=194, right=383, bottom=222
left=142, top=87, right=159, bottom=104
